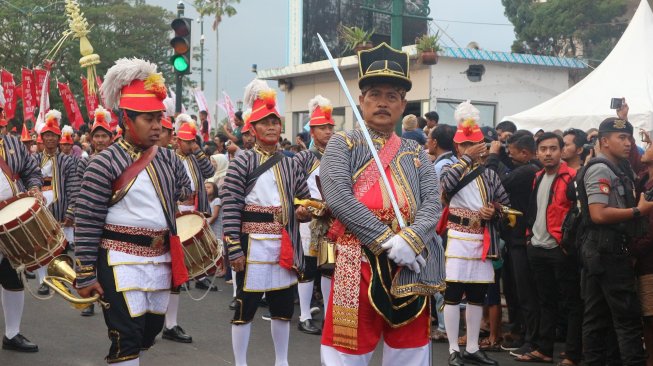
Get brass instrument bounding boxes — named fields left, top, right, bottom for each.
left=44, top=255, right=109, bottom=310
left=500, top=205, right=523, bottom=228
left=294, top=197, right=327, bottom=217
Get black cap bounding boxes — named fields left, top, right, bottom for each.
left=358, top=43, right=412, bottom=91
left=481, top=126, right=498, bottom=142
left=598, top=117, right=633, bottom=135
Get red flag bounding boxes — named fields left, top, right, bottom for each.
left=57, top=82, right=85, bottom=130
left=1, top=70, right=17, bottom=120
left=95, top=76, right=118, bottom=128
left=34, top=68, right=49, bottom=107
left=21, top=68, right=36, bottom=122
left=81, top=76, right=100, bottom=122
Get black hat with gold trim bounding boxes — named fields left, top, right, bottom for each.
left=358, top=43, right=411, bottom=92
left=599, top=117, right=633, bottom=135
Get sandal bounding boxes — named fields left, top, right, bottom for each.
left=479, top=337, right=503, bottom=352
left=515, top=351, right=553, bottom=363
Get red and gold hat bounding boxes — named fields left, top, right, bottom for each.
left=100, top=58, right=167, bottom=113
left=36, top=133, right=43, bottom=144
left=308, top=95, right=335, bottom=127
left=241, top=109, right=252, bottom=134
left=20, top=123, right=32, bottom=142
left=60, top=126, right=74, bottom=145
left=453, top=101, right=483, bottom=143
left=37, top=109, right=62, bottom=136
left=161, top=117, right=173, bottom=131
left=243, top=79, right=280, bottom=124
left=113, top=125, right=122, bottom=141
left=175, top=114, right=197, bottom=141
left=91, top=106, right=113, bottom=136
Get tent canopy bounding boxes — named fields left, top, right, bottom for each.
left=504, top=0, right=653, bottom=133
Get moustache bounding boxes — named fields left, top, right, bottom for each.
left=374, top=110, right=391, bottom=116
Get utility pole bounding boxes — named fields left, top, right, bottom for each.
left=199, top=18, right=205, bottom=91
left=175, top=1, right=184, bottom=113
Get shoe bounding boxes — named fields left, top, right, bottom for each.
left=462, top=349, right=499, bottom=365
left=259, top=298, right=269, bottom=307
left=2, top=334, right=38, bottom=352
left=179, top=282, right=189, bottom=291
left=501, top=338, right=524, bottom=352
left=81, top=304, right=95, bottom=317
left=261, top=313, right=271, bottom=321
left=448, top=351, right=465, bottom=366
left=229, top=298, right=238, bottom=310
left=195, top=278, right=218, bottom=291
left=310, top=306, right=321, bottom=316
left=25, top=271, right=36, bottom=279
left=162, top=326, right=193, bottom=343
left=431, top=329, right=448, bottom=343
left=297, top=319, right=321, bottom=335
left=510, top=343, right=534, bottom=358
left=37, top=284, right=49, bottom=296
left=225, top=279, right=233, bottom=285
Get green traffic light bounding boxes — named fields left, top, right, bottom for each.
left=173, top=56, right=189, bottom=72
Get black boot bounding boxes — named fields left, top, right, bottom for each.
left=162, top=325, right=193, bottom=343
left=448, top=351, right=465, bottom=366
left=229, top=298, right=238, bottom=310
left=2, top=334, right=38, bottom=353
left=195, top=278, right=218, bottom=291
left=297, top=319, right=321, bottom=335
left=81, top=304, right=95, bottom=317
left=37, top=284, right=49, bottom=296
left=462, top=349, right=499, bottom=366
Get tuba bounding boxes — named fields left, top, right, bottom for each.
left=44, top=255, right=109, bottom=310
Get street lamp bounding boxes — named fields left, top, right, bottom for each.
left=236, top=100, right=243, bottom=112
left=0, top=0, right=66, bottom=67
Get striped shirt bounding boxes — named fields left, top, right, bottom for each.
left=221, top=146, right=310, bottom=271
left=0, top=135, right=42, bottom=192
left=35, top=150, right=79, bottom=222
left=74, top=139, right=192, bottom=287
left=176, top=150, right=215, bottom=214
left=321, top=129, right=444, bottom=295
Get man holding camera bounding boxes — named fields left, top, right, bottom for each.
left=579, top=117, right=653, bottom=366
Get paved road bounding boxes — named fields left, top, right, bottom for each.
left=0, top=278, right=557, bottom=365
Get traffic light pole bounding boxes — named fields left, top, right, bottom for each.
left=175, top=1, right=184, bottom=114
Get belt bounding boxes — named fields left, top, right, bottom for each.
left=242, top=210, right=276, bottom=223
left=448, top=213, right=484, bottom=229
left=43, top=178, right=52, bottom=187
left=241, top=205, right=283, bottom=235
left=102, top=224, right=169, bottom=248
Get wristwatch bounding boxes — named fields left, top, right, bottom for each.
left=632, top=207, right=641, bottom=218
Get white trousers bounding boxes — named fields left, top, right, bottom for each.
left=320, top=343, right=429, bottom=366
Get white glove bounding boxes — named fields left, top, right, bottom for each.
left=381, top=235, right=417, bottom=266
left=407, top=255, right=427, bottom=274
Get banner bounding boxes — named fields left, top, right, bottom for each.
left=81, top=76, right=99, bottom=122
left=218, top=91, right=237, bottom=130
left=35, top=70, right=50, bottom=125
left=193, top=88, right=211, bottom=138
left=21, top=68, right=36, bottom=122
left=58, top=82, right=85, bottom=130
left=1, top=70, right=17, bottom=120
left=34, top=68, right=49, bottom=107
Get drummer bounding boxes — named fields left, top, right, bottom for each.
left=74, top=58, right=193, bottom=365
left=0, top=129, right=43, bottom=353
left=34, top=110, right=80, bottom=296
left=161, top=114, right=215, bottom=344
left=73, top=106, right=114, bottom=317
left=222, top=78, right=310, bottom=366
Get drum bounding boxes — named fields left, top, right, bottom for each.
left=0, top=193, right=66, bottom=271
left=176, top=211, right=223, bottom=280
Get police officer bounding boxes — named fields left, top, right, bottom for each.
left=580, top=117, right=653, bottom=366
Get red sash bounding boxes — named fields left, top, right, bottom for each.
left=112, top=146, right=158, bottom=193
left=327, top=133, right=401, bottom=241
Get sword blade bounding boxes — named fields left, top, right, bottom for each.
left=316, top=33, right=405, bottom=229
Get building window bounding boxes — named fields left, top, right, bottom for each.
left=293, top=107, right=346, bottom=136
left=435, top=99, right=497, bottom=127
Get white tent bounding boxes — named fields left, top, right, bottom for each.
left=504, top=0, right=653, bottom=133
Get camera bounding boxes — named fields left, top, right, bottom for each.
left=485, top=142, right=506, bottom=149
left=583, top=136, right=598, bottom=150
left=610, top=98, right=624, bottom=110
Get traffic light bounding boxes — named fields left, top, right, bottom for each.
left=170, top=17, right=192, bottom=74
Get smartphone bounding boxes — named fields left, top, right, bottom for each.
left=610, top=98, right=624, bottom=109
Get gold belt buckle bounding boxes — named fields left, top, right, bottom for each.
left=150, top=235, right=165, bottom=249
left=470, top=217, right=481, bottom=230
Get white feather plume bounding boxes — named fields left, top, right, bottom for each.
left=175, top=113, right=194, bottom=132
left=454, top=100, right=480, bottom=124
left=243, top=78, right=270, bottom=109
left=94, top=106, right=112, bottom=123
left=242, top=108, right=252, bottom=124
left=0, top=85, right=5, bottom=108
left=308, top=95, right=331, bottom=114
left=100, top=58, right=159, bottom=110
left=62, top=125, right=74, bottom=136
left=163, top=97, right=175, bottom=117
left=45, top=109, right=62, bottom=123
left=35, top=121, right=45, bottom=134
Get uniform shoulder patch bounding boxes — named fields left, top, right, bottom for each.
left=598, top=178, right=611, bottom=194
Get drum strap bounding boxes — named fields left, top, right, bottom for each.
left=112, top=145, right=158, bottom=193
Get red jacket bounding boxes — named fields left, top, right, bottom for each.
left=527, top=161, right=577, bottom=244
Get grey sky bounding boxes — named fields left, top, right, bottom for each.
left=147, top=0, right=515, bottom=119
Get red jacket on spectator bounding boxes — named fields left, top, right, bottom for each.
left=527, top=161, right=577, bottom=244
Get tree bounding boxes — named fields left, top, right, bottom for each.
left=0, top=0, right=174, bottom=130
left=193, top=0, right=240, bottom=30
left=502, top=0, right=628, bottom=65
